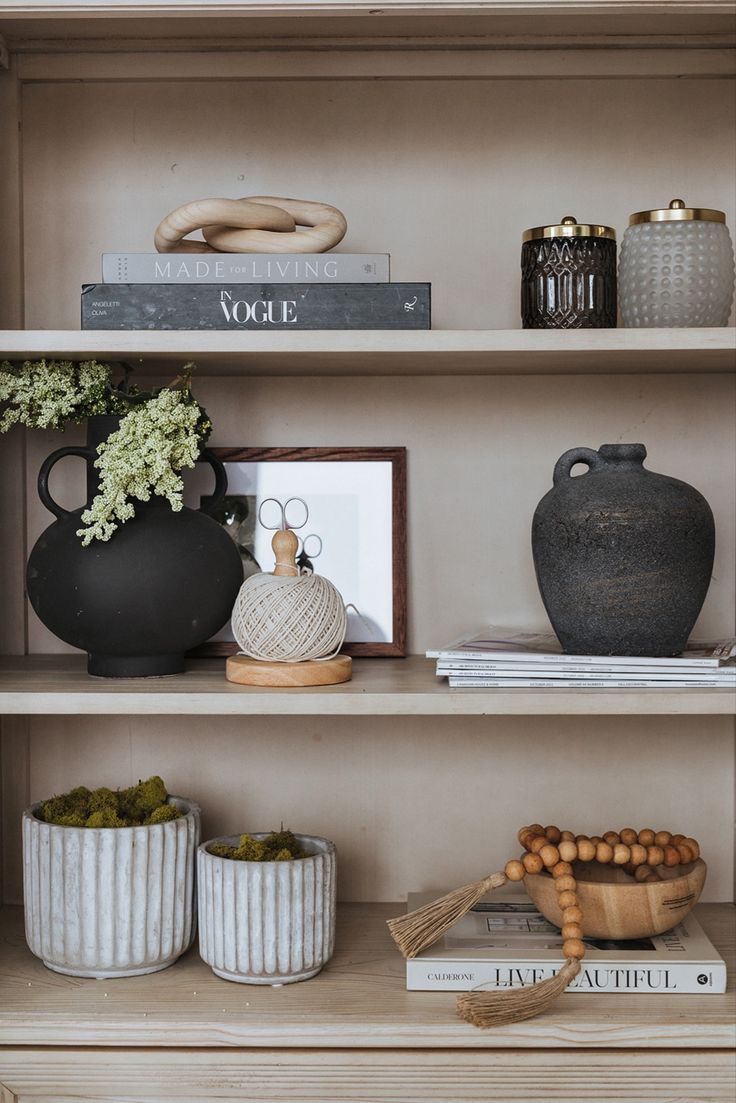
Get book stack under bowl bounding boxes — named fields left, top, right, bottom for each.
left=427, top=627, right=736, bottom=689
left=81, top=252, right=431, bottom=330
left=403, top=889, right=727, bottom=993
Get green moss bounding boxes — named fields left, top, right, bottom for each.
left=121, top=775, right=168, bottom=819
left=233, top=835, right=268, bottom=862
left=55, top=811, right=87, bottom=828
left=146, top=804, right=180, bottom=825
left=39, top=795, right=72, bottom=823
left=38, top=776, right=176, bottom=828
left=88, top=787, right=118, bottom=814
left=263, top=829, right=302, bottom=858
left=209, top=830, right=305, bottom=862
left=208, top=841, right=236, bottom=859
left=85, top=808, right=127, bottom=829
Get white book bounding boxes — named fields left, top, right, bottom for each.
left=405, top=891, right=727, bottom=993
left=447, top=677, right=736, bottom=689
left=427, top=627, right=736, bottom=668
left=102, top=252, right=389, bottom=283
left=437, top=664, right=736, bottom=681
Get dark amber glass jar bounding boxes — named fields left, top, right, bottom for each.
left=521, top=216, right=617, bottom=329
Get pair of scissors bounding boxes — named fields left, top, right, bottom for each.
left=257, top=497, right=309, bottom=533
left=257, top=497, right=323, bottom=572
left=296, top=533, right=323, bottom=572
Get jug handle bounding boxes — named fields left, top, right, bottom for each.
left=197, top=449, right=228, bottom=515
left=37, top=446, right=95, bottom=521
left=553, top=447, right=604, bottom=486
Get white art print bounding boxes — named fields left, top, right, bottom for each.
left=186, top=448, right=406, bottom=655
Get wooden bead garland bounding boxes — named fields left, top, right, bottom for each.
left=388, top=822, right=701, bottom=1030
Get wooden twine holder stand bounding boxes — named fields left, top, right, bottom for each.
left=226, top=528, right=352, bottom=688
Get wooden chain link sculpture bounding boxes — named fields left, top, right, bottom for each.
left=154, top=195, right=347, bottom=254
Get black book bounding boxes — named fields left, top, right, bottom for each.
left=81, top=283, right=430, bottom=330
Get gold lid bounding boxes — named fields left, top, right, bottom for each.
left=522, top=215, right=616, bottom=243
left=629, top=198, right=726, bottom=225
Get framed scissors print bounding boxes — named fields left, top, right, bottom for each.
left=187, top=447, right=407, bottom=656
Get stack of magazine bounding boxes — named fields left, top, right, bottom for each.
left=404, top=889, right=726, bottom=993
left=80, top=251, right=431, bottom=330
left=427, top=627, right=736, bottom=689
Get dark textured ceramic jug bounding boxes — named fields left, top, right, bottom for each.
left=27, top=416, right=244, bottom=677
left=532, top=444, right=715, bottom=656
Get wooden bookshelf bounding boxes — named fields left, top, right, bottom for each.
left=1, top=655, right=734, bottom=715
left=1, top=328, right=734, bottom=377
left=1, top=901, right=734, bottom=1048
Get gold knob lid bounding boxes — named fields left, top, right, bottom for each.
left=522, top=216, right=616, bottom=243
left=629, top=198, right=726, bottom=225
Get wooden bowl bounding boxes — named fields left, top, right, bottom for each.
left=524, top=859, right=706, bottom=940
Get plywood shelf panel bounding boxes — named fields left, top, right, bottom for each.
left=1, top=328, right=734, bottom=377
left=0, top=901, right=733, bottom=1049
left=0, top=655, right=734, bottom=715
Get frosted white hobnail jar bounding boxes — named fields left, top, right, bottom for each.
left=198, top=833, right=337, bottom=984
left=23, top=796, right=200, bottom=978
left=619, top=199, right=735, bottom=328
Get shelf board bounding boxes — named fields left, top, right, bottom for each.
left=0, top=901, right=733, bottom=1049
left=1, top=328, right=734, bottom=377
left=1, top=3, right=735, bottom=51
left=0, top=655, right=734, bottom=715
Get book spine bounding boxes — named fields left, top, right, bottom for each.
left=446, top=678, right=735, bottom=688
left=102, top=253, right=390, bottom=283
left=81, top=283, right=430, bottom=330
left=406, top=960, right=727, bottom=993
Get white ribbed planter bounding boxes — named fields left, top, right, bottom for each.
left=23, top=796, right=200, bottom=978
left=198, top=833, right=336, bottom=984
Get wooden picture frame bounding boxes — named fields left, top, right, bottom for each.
left=198, top=446, right=407, bottom=657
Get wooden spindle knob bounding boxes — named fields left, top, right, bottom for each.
left=272, top=528, right=299, bottom=576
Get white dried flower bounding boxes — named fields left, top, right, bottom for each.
left=77, top=388, right=206, bottom=545
left=0, top=359, right=111, bottom=431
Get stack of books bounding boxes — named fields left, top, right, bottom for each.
left=403, top=889, right=727, bottom=993
left=428, top=627, right=736, bottom=689
left=81, top=252, right=430, bottom=330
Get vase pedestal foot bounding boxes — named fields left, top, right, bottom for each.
left=87, top=653, right=184, bottom=678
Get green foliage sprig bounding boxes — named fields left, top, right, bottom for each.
left=0, top=358, right=211, bottom=544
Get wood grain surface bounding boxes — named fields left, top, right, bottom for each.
left=1, top=328, right=734, bottom=377
left=225, top=654, right=353, bottom=686
left=2, top=1048, right=736, bottom=1102
left=0, top=902, right=733, bottom=1050
left=0, top=656, right=734, bottom=715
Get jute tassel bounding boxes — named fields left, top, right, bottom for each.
left=456, top=958, right=582, bottom=1029
left=386, top=871, right=507, bottom=959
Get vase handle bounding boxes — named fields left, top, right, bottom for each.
left=197, top=449, right=228, bottom=515
left=37, top=446, right=94, bottom=520
left=553, top=447, right=604, bottom=486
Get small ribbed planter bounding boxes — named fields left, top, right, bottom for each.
left=23, top=796, right=200, bottom=978
left=198, top=833, right=336, bottom=984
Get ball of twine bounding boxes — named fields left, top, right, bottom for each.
left=231, top=571, right=348, bottom=662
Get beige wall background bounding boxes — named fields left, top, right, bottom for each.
left=3, top=69, right=734, bottom=903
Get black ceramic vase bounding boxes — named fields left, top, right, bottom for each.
left=27, top=416, right=244, bottom=677
left=531, top=444, right=715, bottom=656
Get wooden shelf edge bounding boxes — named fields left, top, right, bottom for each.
left=0, top=902, right=733, bottom=1050
left=0, top=656, right=734, bottom=715
left=1, top=328, right=734, bottom=377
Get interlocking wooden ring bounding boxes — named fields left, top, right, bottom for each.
left=154, top=197, right=295, bottom=254
left=203, top=195, right=347, bottom=254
